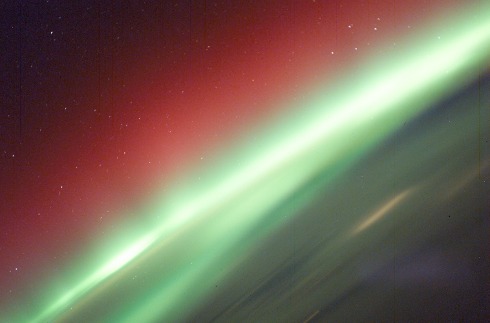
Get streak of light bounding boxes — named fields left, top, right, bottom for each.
left=351, top=188, right=414, bottom=236
left=303, top=310, right=320, bottom=323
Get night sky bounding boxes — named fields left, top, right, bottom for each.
left=1, top=1, right=489, bottom=322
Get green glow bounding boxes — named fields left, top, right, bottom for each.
left=6, top=4, right=489, bottom=322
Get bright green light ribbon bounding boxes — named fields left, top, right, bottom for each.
left=7, top=3, right=489, bottom=323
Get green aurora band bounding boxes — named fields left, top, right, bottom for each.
left=6, top=4, right=490, bottom=322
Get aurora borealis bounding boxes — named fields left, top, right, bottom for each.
left=1, top=1, right=489, bottom=322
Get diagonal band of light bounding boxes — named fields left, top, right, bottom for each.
left=8, top=4, right=490, bottom=322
